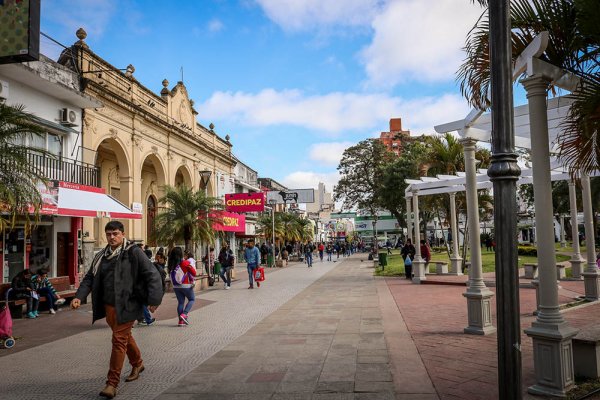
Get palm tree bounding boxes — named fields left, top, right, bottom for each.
left=256, top=212, right=284, bottom=247
left=459, top=0, right=600, bottom=173
left=152, top=185, right=223, bottom=251
left=0, top=103, right=49, bottom=230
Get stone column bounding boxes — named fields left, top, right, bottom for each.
left=406, top=197, right=413, bottom=245
left=411, top=190, right=426, bottom=283
left=568, top=181, right=584, bottom=279
left=449, top=192, right=463, bottom=275
left=580, top=172, right=600, bottom=300
left=559, top=215, right=566, bottom=248
left=460, top=137, right=495, bottom=335
left=522, top=75, right=578, bottom=398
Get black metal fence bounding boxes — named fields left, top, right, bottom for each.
left=27, top=152, right=100, bottom=187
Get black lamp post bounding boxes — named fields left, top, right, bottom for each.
left=486, top=1, right=522, bottom=398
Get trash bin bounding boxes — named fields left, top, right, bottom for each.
left=378, top=252, right=388, bottom=267
left=214, top=262, right=221, bottom=277
left=267, top=254, right=274, bottom=268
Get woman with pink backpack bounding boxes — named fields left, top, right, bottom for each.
left=168, top=247, right=197, bottom=327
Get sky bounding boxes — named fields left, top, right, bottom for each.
left=39, top=0, right=489, bottom=195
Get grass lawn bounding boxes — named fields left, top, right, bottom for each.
left=375, top=248, right=571, bottom=277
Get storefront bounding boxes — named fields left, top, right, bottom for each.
left=0, top=181, right=141, bottom=285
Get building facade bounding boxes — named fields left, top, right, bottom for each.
left=57, top=29, right=235, bottom=262
left=379, top=118, right=410, bottom=156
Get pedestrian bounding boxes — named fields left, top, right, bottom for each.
left=420, top=239, right=431, bottom=271
left=143, top=244, right=153, bottom=259
left=218, top=243, right=234, bottom=289
left=10, top=269, right=38, bottom=319
left=139, top=253, right=167, bottom=326
left=318, top=242, right=325, bottom=261
left=305, top=241, right=314, bottom=267
left=32, top=267, right=62, bottom=315
left=401, top=239, right=416, bottom=279
left=244, top=239, right=261, bottom=288
left=71, top=220, right=163, bottom=399
left=260, top=242, right=268, bottom=265
left=169, top=246, right=197, bottom=327
left=386, top=240, right=392, bottom=255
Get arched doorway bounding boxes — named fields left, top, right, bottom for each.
left=146, top=195, right=157, bottom=246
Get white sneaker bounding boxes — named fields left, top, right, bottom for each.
left=225, top=285, right=230, bottom=290
left=49, top=309, right=56, bottom=315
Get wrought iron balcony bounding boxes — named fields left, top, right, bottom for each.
left=27, top=151, right=100, bottom=187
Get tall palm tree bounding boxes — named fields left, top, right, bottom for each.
left=152, top=185, right=223, bottom=251
left=256, top=212, right=284, bottom=246
left=459, top=0, right=600, bottom=173
left=0, top=103, right=49, bottom=230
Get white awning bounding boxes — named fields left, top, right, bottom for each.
left=54, top=182, right=142, bottom=219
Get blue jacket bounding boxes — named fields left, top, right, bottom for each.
left=244, top=246, right=260, bottom=266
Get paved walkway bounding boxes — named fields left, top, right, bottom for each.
left=1, top=252, right=599, bottom=400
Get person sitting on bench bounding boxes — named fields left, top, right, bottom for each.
left=10, top=269, right=39, bottom=319
left=32, top=268, right=62, bottom=315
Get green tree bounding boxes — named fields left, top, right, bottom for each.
left=334, top=139, right=394, bottom=237
left=152, top=185, right=223, bottom=251
left=0, top=103, right=49, bottom=230
left=460, top=0, right=600, bottom=173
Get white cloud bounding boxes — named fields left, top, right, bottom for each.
left=197, top=89, right=470, bottom=136
left=208, top=19, right=224, bottom=33
left=282, top=171, right=341, bottom=192
left=309, top=142, right=354, bottom=166
left=360, top=0, right=483, bottom=85
left=255, top=0, right=384, bottom=32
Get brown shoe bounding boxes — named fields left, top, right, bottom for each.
left=125, top=365, right=145, bottom=382
left=99, top=385, right=117, bottom=398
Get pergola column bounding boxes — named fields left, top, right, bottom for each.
left=460, top=137, right=495, bottom=335
left=559, top=215, right=566, bottom=248
left=580, top=172, right=600, bottom=300
left=406, top=197, right=413, bottom=245
left=522, top=74, right=577, bottom=398
left=411, top=190, right=426, bottom=283
left=449, top=192, right=463, bottom=275
left=568, top=181, right=584, bottom=279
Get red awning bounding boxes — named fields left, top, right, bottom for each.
left=55, top=182, right=142, bottom=219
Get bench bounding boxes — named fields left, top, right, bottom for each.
left=523, top=263, right=538, bottom=279
left=1, top=276, right=77, bottom=319
left=435, top=262, right=448, bottom=274
left=573, top=325, right=600, bottom=378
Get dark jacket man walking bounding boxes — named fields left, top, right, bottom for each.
left=71, top=221, right=163, bottom=399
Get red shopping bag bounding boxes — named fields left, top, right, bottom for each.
left=254, top=266, right=266, bottom=282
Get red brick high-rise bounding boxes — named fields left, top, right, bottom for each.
left=379, top=118, right=410, bottom=156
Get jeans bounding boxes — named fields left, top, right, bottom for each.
left=319, top=251, right=324, bottom=261
left=305, top=253, right=313, bottom=267
left=220, top=266, right=231, bottom=286
left=247, top=263, right=257, bottom=287
left=174, top=287, right=195, bottom=316
left=142, top=306, right=152, bottom=323
left=327, top=252, right=332, bottom=261
left=105, top=305, right=141, bottom=388
left=38, top=287, right=56, bottom=310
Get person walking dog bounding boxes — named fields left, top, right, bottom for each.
left=71, top=221, right=162, bottom=399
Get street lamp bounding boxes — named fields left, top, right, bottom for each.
left=268, top=199, right=277, bottom=267
left=199, top=170, right=212, bottom=195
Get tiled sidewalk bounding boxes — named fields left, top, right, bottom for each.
left=160, top=256, right=437, bottom=399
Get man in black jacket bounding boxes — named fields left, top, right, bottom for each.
left=71, top=221, right=163, bottom=399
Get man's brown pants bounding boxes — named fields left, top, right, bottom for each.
left=105, top=305, right=143, bottom=387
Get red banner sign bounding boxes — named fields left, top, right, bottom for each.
left=212, top=211, right=246, bottom=233
left=225, top=192, right=265, bottom=212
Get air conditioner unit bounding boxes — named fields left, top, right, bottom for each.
left=0, top=80, right=9, bottom=100
left=59, top=107, right=78, bottom=126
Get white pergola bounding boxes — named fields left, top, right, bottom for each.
left=402, top=32, right=600, bottom=396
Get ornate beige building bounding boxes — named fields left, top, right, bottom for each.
left=58, top=28, right=235, bottom=257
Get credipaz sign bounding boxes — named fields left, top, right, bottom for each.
left=225, top=192, right=265, bottom=212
